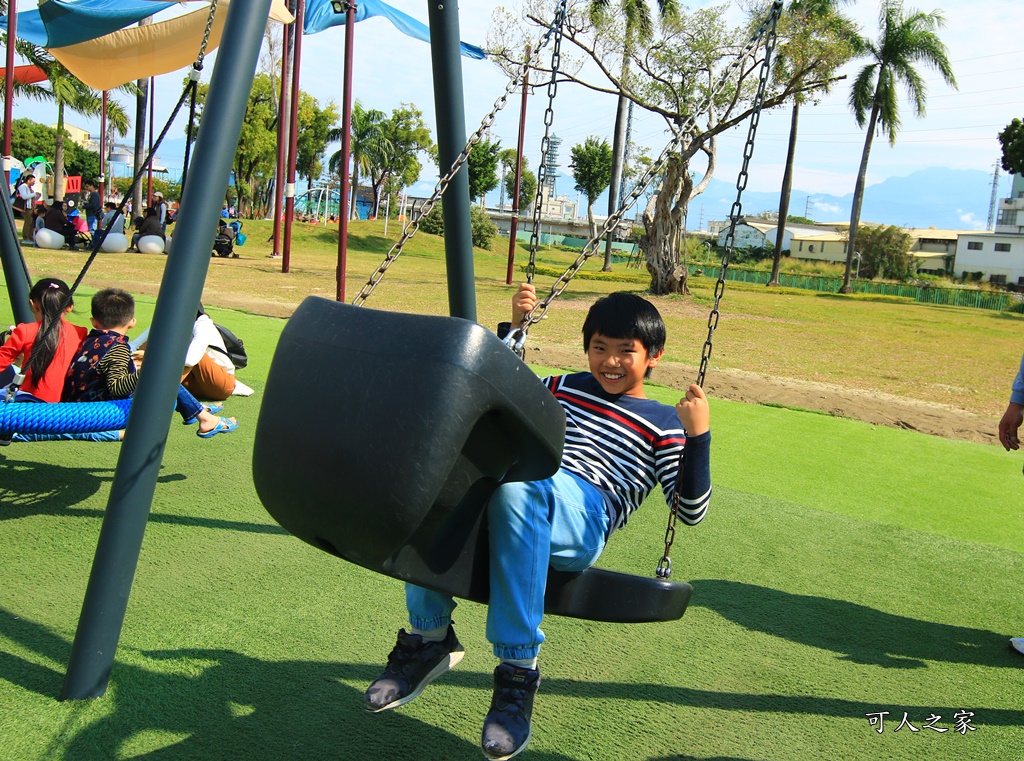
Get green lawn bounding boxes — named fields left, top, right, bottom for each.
left=1, top=292, right=1021, bottom=760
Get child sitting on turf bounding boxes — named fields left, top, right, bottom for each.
left=63, top=288, right=238, bottom=438
left=364, top=285, right=713, bottom=760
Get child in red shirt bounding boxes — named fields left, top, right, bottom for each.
left=0, top=278, right=87, bottom=403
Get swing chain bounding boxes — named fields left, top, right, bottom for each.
left=352, top=3, right=569, bottom=308
left=525, top=0, right=568, bottom=288
left=656, top=504, right=676, bottom=579
left=696, top=1, right=779, bottom=388
left=194, top=0, right=219, bottom=72
left=657, top=1, right=781, bottom=579
left=512, top=0, right=785, bottom=348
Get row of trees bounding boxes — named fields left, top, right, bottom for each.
left=489, top=0, right=957, bottom=295
left=2, top=15, right=439, bottom=225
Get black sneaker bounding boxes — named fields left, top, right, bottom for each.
left=364, top=625, right=464, bottom=712
left=480, top=663, right=540, bottom=760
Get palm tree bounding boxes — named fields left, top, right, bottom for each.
left=769, top=0, right=859, bottom=287
left=589, top=0, right=678, bottom=270
left=841, top=0, right=956, bottom=293
left=5, top=37, right=132, bottom=201
left=329, top=102, right=390, bottom=220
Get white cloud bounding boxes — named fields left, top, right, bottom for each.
left=813, top=202, right=841, bottom=215
left=957, top=210, right=987, bottom=231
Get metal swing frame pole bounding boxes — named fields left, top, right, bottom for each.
left=60, top=0, right=274, bottom=700
left=0, top=185, right=32, bottom=324
left=427, top=1, right=475, bottom=322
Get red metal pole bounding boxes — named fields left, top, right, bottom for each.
left=271, top=0, right=293, bottom=259
left=3, top=1, right=16, bottom=188
left=99, top=92, right=107, bottom=202
left=506, top=45, right=531, bottom=285
left=336, top=3, right=355, bottom=302
left=147, top=76, right=154, bottom=205
left=282, top=0, right=304, bottom=274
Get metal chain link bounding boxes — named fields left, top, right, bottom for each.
left=657, top=0, right=782, bottom=580
left=524, top=0, right=568, bottom=288
left=194, top=0, right=219, bottom=72
left=505, top=0, right=785, bottom=357
left=352, top=0, right=569, bottom=307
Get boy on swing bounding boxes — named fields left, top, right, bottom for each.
left=366, top=285, right=712, bottom=760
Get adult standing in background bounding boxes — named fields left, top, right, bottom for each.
left=83, top=181, right=103, bottom=233
left=997, top=351, right=1024, bottom=656
left=14, top=174, right=41, bottom=242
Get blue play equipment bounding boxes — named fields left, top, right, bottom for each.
left=0, top=399, right=131, bottom=434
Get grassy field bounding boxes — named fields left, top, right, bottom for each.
left=12, top=217, right=1024, bottom=419
left=1, top=223, right=1022, bottom=760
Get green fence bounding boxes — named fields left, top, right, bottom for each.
left=688, top=265, right=1020, bottom=312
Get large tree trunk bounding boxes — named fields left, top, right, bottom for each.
left=349, top=165, right=359, bottom=220
left=603, top=92, right=628, bottom=271
left=771, top=99, right=800, bottom=286
left=53, top=103, right=66, bottom=201
left=641, top=155, right=690, bottom=295
left=843, top=100, right=880, bottom=293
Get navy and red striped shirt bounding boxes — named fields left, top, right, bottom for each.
left=543, top=373, right=711, bottom=534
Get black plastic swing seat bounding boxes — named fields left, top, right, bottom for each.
left=253, top=297, right=693, bottom=623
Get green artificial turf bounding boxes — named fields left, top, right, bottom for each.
left=1, top=304, right=1022, bottom=760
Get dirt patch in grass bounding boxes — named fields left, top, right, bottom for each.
left=526, top=343, right=998, bottom=446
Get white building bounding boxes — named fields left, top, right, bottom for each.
left=954, top=173, right=1024, bottom=285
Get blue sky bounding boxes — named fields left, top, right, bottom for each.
left=9, top=1, right=1023, bottom=228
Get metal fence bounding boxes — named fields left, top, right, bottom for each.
left=689, top=264, right=1021, bottom=312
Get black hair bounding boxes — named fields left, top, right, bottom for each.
left=24, top=278, right=72, bottom=386
left=145, top=206, right=157, bottom=217
left=582, top=292, right=666, bottom=376
left=91, top=288, right=135, bottom=329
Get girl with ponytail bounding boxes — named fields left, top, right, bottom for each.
left=0, top=278, right=89, bottom=403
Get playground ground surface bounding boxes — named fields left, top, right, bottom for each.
left=1, top=220, right=1021, bottom=759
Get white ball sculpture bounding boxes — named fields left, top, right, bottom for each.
left=100, top=233, right=130, bottom=253
left=137, top=235, right=165, bottom=254
left=34, top=227, right=65, bottom=250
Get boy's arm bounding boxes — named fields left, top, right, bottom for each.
left=672, top=430, right=711, bottom=525
left=668, top=383, right=712, bottom=525
left=99, top=343, right=140, bottom=399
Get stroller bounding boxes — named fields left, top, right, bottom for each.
left=212, top=220, right=243, bottom=258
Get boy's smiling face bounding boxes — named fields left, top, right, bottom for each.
left=586, top=332, right=662, bottom=398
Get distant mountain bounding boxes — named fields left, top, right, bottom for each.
left=692, top=167, right=995, bottom=231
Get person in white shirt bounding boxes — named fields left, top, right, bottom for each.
left=14, top=174, right=42, bottom=241
left=179, top=307, right=253, bottom=401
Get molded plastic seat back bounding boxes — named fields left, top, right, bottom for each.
left=253, top=298, right=565, bottom=586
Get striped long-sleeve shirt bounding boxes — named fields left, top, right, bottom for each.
left=543, top=373, right=712, bottom=534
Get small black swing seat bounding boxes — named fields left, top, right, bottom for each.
left=253, top=297, right=693, bottom=623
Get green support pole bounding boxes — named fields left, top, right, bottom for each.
left=427, top=1, right=476, bottom=322
left=0, top=187, right=34, bottom=325
left=60, top=0, right=274, bottom=700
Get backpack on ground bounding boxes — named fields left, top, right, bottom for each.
left=210, top=323, right=248, bottom=369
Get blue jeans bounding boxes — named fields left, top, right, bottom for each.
left=405, top=469, right=610, bottom=660
left=175, top=384, right=204, bottom=422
